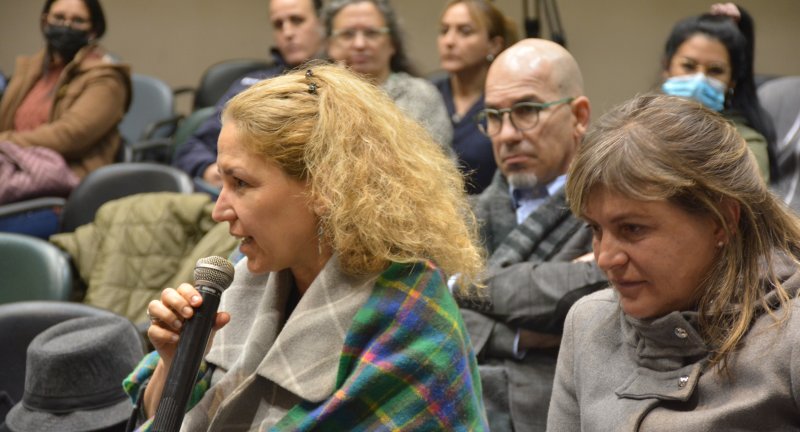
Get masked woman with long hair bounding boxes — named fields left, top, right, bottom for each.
left=660, top=5, right=775, bottom=182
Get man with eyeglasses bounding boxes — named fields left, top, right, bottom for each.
left=455, top=39, right=608, bottom=432
left=173, top=0, right=326, bottom=192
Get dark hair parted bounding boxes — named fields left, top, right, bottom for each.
left=663, top=13, right=776, bottom=177
left=42, top=0, right=106, bottom=38
left=323, top=0, right=418, bottom=76
left=567, top=93, right=800, bottom=375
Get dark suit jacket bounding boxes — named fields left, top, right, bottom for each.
left=462, top=172, right=608, bottom=432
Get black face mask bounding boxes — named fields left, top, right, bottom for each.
left=44, top=25, right=90, bottom=63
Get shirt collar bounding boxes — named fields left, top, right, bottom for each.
left=509, top=174, right=567, bottom=208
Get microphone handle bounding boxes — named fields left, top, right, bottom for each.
left=151, top=286, right=221, bottom=432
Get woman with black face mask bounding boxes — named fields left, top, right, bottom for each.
left=0, top=0, right=131, bottom=182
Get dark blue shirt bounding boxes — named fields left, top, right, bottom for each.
left=172, top=50, right=288, bottom=179
left=433, top=76, right=497, bottom=194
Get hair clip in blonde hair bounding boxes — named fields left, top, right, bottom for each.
left=306, top=69, right=318, bottom=94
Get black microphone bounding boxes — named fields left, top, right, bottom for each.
left=151, top=256, right=235, bottom=432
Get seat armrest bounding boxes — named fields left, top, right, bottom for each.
left=0, top=197, right=66, bottom=218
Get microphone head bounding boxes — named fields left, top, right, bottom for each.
left=194, top=256, right=235, bottom=293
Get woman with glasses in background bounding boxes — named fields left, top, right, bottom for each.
left=435, top=0, right=517, bottom=194
left=0, top=0, right=130, bottom=183
left=324, top=0, right=454, bottom=155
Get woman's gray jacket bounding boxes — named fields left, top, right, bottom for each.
left=548, top=259, right=800, bottom=431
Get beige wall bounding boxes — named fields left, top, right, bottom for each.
left=2, top=0, right=798, bottom=115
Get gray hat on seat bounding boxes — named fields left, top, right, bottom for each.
left=4, top=315, right=144, bottom=432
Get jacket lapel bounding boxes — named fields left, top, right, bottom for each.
left=205, top=263, right=287, bottom=374
left=196, top=257, right=376, bottom=430
left=477, top=172, right=517, bottom=251
left=488, top=189, right=581, bottom=269
left=256, top=257, right=376, bottom=402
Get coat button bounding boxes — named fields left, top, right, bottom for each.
left=674, top=327, right=688, bottom=339
left=678, top=375, right=689, bottom=388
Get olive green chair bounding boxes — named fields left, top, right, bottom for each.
left=0, top=232, right=72, bottom=304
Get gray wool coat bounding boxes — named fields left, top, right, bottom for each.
left=548, top=259, right=800, bottom=431
left=381, top=71, right=454, bottom=156
left=181, top=256, right=376, bottom=431
left=461, top=172, right=608, bottom=432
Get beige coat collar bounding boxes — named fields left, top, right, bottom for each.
left=206, top=256, right=376, bottom=402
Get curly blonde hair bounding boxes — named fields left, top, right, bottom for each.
left=566, top=94, right=800, bottom=374
left=223, top=62, right=484, bottom=284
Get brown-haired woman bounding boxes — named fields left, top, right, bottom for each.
left=548, top=94, right=800, bottom=430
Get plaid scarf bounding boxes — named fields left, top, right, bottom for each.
left=124, top=261, right=487, bottom=431
left=273, top=261, right=488, bottom=431
left=487, top=188, right=582, bottom=270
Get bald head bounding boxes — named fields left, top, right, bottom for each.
left=488, top=38, right=584, bottom=98
left=484, top=38, right=591, bottom=187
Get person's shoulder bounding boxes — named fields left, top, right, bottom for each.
left=411, top=75, right=440, bottom=95
left=379, top=260, right=445, bottom=287
left=376, top=260, right=459, bottom=307
left=569, top=288, right=617, bottom=320
left=358, top=261, right=462, bottom=338
left=79, top=44, right=124, bottom=67
left=559, top=288, right=619, bottom=349
left=73, top=45, right=130, bottom=82
left=14, top=51, right=39, bottom=66
left=377, top=261, right=470, bottom=334
left=576, top=287, right=616, bottom=303
left=430, top=73, right=450, bottom=91
left=390, top=72, right=437, bottom=94
left=473, top=172, right=507, bottom=208
left=724, top=111, right=765, bottom=141
left=238, top=66, right=283, bottom=87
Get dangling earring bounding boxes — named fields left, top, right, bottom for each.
left=317, top=224, right=324, bottom=255
left=486, top=53, right=495, bottom=63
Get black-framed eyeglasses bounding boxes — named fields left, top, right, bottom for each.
left=474, top=97, right=574, bottom=136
